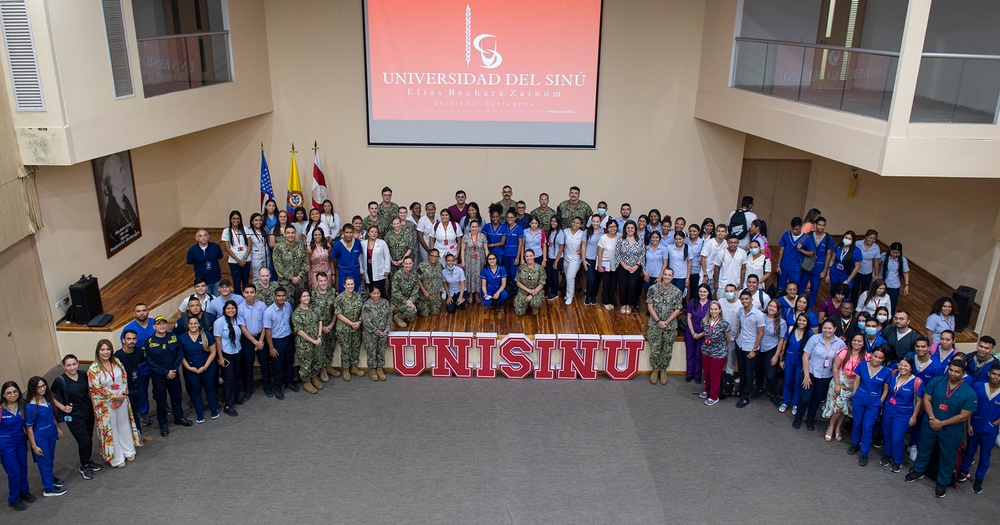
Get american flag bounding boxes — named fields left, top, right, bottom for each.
left=260, top=148, right=274, bottom=211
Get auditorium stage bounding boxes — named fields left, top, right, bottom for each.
left=56, top=228, right=981, bottom=346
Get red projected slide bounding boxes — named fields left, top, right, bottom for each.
left=365, top=0, right=603, bottom=147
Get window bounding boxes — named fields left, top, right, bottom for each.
left=131, top=0, right=231, bottom=97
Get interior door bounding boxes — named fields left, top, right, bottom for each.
left=813, top=0, right=868, bottom=90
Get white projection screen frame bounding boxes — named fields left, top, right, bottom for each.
left=363, top=0, right=604, bottom=148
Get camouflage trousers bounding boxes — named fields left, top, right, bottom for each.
left=321, top=330, right=337, bottom=367
left=295, top=338, right=323, bottom=380
left=394, top=302, right=417, bottom=323
left=513, top=291, right=543, bottom=316
left=363, top=332, right=389, bottom=368
left=417, top=295, right=441, bottom=317
left=337, top=329, right=361, bottom=368
left=646, top=326, right=676, bottom=369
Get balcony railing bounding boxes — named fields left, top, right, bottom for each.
left=911, top=53, right=1000, bottom=124
left=136, top=31, right=232, bottom=98
left=733, top=38, right=899, bottom=120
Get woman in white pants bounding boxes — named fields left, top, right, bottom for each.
left=87, top=340, right=139, bottom=468
left=562, top=217, right=585, bottom=305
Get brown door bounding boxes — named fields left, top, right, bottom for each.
left=813, top=0, right=868, bottom=89
left=738, top=160, right=811, bottom=235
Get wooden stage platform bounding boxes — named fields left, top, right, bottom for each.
left=58, top=228, right=981, bottom=342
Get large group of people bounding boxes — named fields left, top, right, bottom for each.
left=2, top=187, right=998, bottom=511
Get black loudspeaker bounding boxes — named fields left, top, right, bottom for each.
left=952, top=285, right=977, bottom=332
left=68, top=275, right=103, bottom=325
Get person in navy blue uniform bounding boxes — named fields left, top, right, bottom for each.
left=881, top=356, right=923, bottom=472
left=147, top=316, right=194, bottom=436
left=186, top=229, right=225, bottom=296
left=800, top=217, right=835, bottom=308
left=847, top=346, right=890, bottom=466
left=24, top=377, right=66, bottom=497
left=775, top=217, right=805, bottom=291
left=114, top=330, right=151, bottom=443
left=957, top=361, right=1000, bottom=494
left=905, top=358, right=977, bottom=498
left=480, top=253, right=509, bottom=312
left=178, top=315, right=219, bottom=423
left=1, top=381, right=35, bottom=510
left=965, top=336, right=997, bottom=385
left=120, top=302, right=154, bottom=426
left=905, top=337, right=943, bottom=460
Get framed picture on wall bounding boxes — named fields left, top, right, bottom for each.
left=93, top=150, right=142, bottom=258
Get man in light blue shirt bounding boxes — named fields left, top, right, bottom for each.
left=238, top=283, right=267, bottom=401
left=263, top=287, right=294, bottom=399
left=206, top=279, right=245, bottom=318
left=734, top=290, right=765, bottom=408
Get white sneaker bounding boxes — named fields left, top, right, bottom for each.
left=565, top=298, right=573, bottom=305
left=908, top=445, right=918, bottom=462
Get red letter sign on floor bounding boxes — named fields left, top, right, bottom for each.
left=498, top=334, right=533, bottom=379
left=533, top=334, right=557, bottom=380
left=431, top=332, right=474, bottom=378
left=474, top=333, right=497, bottom=378
left=391, top=332, right=428, bottom=377
left=558, top=334, right=599, bottom=380
left=603, top=335, right=643, bottom=380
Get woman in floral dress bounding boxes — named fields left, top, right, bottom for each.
left=87, top=339, right=139, bottom=468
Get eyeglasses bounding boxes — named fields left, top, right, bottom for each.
left=3, top=391, right=19, bottom=396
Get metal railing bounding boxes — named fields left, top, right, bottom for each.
left=732, top=37, right=899, bottom=120
left=911, top=53, right=1000, bottom=124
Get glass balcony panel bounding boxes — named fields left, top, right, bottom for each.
left=911, top=57, right=1000, bottom=124
left=137, top=33, right=231, bottom=98
left=732, top=39, right=899, bottom=121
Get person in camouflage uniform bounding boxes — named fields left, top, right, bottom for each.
left=291, top=289, right=324, bottom=394
left=529, top=192, right=557, bottom=231
left=377, top=187, right=398, bottom=235
left=514, top=249, right=546, bottom=316
left=646, top=268, right=684, bottom=385
left=272, top=225, right=308, bottom=302
left=362, top=202, right=381, bottom=238
left=385, top=217, right=414, bottom=283
left=494, top=185, right=515, bottom=215
left=556, top=186, right=594, bottom=227
left=416, top=249, right=444, bottom=317
left=361, top=287, right=392, bottom=381
left=256, top=267, right=279, bottom=306
left=391, top=256, right=419, bottom=327
left=310, top=272, right=337, bottom=380
left=334, top=276, right=364, bottom=381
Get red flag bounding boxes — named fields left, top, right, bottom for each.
left=311, top=141, right=329, bottom=210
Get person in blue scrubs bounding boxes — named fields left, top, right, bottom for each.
left=881, top=356, right=923, bottom=472
left=775, top=217, right=805, bottom=291
left=331, top=224, right=363, bottom=292
left=480, top=253, right=508, bottom=312
left=957, top=362, right=1000, bottom=494
left=905, top=337, right=944, bottom=458
left=800, top=217, right=835, bottom=308
left=1, top=382, right=35, bottom=510
left=778, top=313, right=813, bottom=414
left=23, top=377, right=66, bottom=497
left=906, top=359, right=978, bottom=498
left=827, top=230, right=862, bottom=289
left=502, top=210, right=524, bottom=291
left=847, top=346, right=890, bottom=466
left=966, top=336, right=997, bottom=385
left=179, top=316, right=219, bottom=423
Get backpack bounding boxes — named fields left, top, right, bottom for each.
left=729, top=209, right=748, bottom=240
left=720, top=372, right=736, bottom=399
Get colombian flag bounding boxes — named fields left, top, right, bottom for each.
left=286, top=146, right=304, bottom=216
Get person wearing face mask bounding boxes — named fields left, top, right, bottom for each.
left=743, top=240, right=771, bottom=289
left=595, top=201, right=611, bottom=229
left=862, top=318, right=887, bottom=354
left=874, top=306, right=891, bottom=330
left=719, top=284, right=743, bottom=377
left=828, top=230, right=863, bottom=288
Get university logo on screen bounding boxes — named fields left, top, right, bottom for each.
left=389, top=332, right=646, bottom=380
left=466, top=4, right=502, bottom=69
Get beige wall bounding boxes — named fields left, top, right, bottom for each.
left=744, top=136, right=1000, bottom=296
left=34, top=143, right=183, bottom=320
left=172, top=0, right=746, bottom=229
left=6, top=0, right=273, bottom=165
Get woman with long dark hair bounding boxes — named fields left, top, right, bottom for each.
left=214, top=300, right=243, bottom=416
left=925, top=297, right=957, bottom=344
left=759, top=300, right=787, bottom=405
left=823, top=333, right=867, bottom=442
left=25, top=377, right=66, bottom=497
left=1, top=381, right=34, bottom=510
left=222, top=210, right=252, bottom=293
left=308, top=227, right=332, bottom=291
left=857, top=278, right=891, bottom=316
left=848, top=345, right=890, bottom=466
left=827, top=230, right=863, bottom=288
left=615, top=220, right=645, bottom=315
left=247, top=212, right=269, bottom=281
left=88, top=340, right=139, bottom=469
left=293, top=290, right=324, bottom=394
left=793, top=319, right=847, bottom=431
left=698, top=301, right=731, bottom=406
left=544, top=216, right=564, bottom=301
left=881, top=355, right=922, bottom=472
left=597, top=219, right=619, bottom=310
left=583, top=215, right=604, bottom=306
left=879, top=242, right=909, bottom=314
left=320, top=199, right=341, bottom=239
left=778, top=313, right=813, bottom=414
left=684, top=284, right=712, bottom=383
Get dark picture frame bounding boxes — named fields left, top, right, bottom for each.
left=93, top=150, right=142, bottom=258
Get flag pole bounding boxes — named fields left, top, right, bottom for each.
left=312, top=140, right=318, bottom=153
left=290, top=143, right=296, bottom=154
